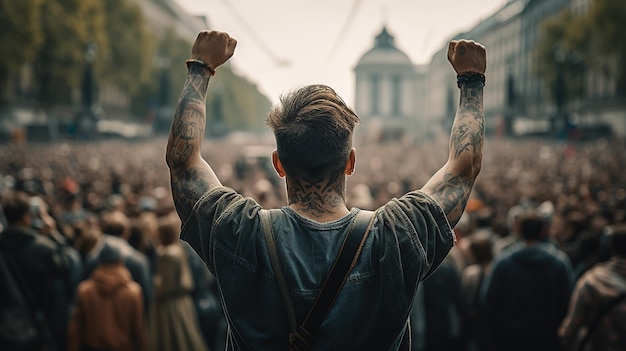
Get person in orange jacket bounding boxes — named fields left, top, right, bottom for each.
left=68, top=244, right=147, bottom=351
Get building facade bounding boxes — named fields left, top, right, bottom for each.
left=353, top=27, right=425, bottom=140
left=355, top=0, right=626, bottom=139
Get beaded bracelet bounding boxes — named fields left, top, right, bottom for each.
left=185, top=59, right=216, bottom=76
left=457, top=71, right=485, bottom=88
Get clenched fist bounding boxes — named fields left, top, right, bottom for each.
left=447, top=40, right=486, bottom=75
left=191, top=30, right=237, bottom=72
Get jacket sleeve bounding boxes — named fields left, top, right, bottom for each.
left=558, top=274, right=592, bottom=349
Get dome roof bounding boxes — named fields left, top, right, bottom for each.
left=356, top=26, right=413, bottom=67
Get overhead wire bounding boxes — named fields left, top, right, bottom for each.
left=326, top=0, right=363, bottom=61
left=216, top=0, right=290, bottom=67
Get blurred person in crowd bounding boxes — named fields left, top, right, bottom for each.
left=59, top=193, right=89, bottom=227
left=69, top=212, right=102, bottom=257
left=166, top=30, right=485, bottom=349
left=158, top=210, right=226, bottom=349
left=559, top=211, right=590, bottom=265
left=129, top=219, right=156, bottom=263
left=461, top=230, right=494, bottom=351
left=447, top=212, right=475, bottom=273
left=150, top=220, right=209, bottom=351
left=493, top=204, right=524, bottom=256
left=183, top=238, right=226, bottom=351
left=0, top=201, right=7, bottom=232
left=559, top=223, right=626, bottom=351
left=413, top=256, right=468, bottom=351
left=30, top=196, right=83, bottom=351
left=129, top=206, right=160, bottom=265
left=571, top=231, right=602, bottom=281
left=482, top=212, right=574, bottom=351
left=449, top=201, right=495, bottom=272
left=81, top=210, right=152, bottom=313
left=160, top=201, right=227, bottom=350
left=68, top=244, right=147, bottom=351
left=0, top=190, right=74, bottom=351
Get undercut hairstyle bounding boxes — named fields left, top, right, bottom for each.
left=519, top=212, right=547, bottom=241
left=1, top=190, right=30, bottom=224
left=266, top=85, right=360, bottom=182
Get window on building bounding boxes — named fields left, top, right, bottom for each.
left=392, top=75, right=402, bottom=117
left=370, top=74, right=380, bottom=115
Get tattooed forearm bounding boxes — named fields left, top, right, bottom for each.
left=422, top=80, right=485, bottom=226
left=429, top=172, right=474, bottom=227
left=166, top=64, right=211, bottom=169
left=451, top=80, right=485, bottom=172
left=170, top=166, right=215, bottom=220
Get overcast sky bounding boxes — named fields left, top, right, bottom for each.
left=174, top=0, right=508, bottom=105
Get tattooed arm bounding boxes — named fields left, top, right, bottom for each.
left=421, top=40, right=486, bottom=228
left=166, top=31, right=237, bottom=221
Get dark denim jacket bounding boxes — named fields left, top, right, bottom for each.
left=181, top=187, right=454, bottom=351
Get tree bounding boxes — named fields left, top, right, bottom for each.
left=213, top=69, right=272, bottom=132
left=132, top=28, right=186, bottom=128
left=587, top=0, right=626, bottom=95
left=1, top=0, right=270, bottom=128
left=35, top=0, right=107, bottom=109
left=0, top=0, right=43, bottom=102
left=145, top=29, right=272, bottom=133
left=153, top=29, right=272, bottom=131
left=536, top=0, right=626, bottom=109
left=535, top=9, right=588, bottom=109
left=102, top=0, right=154, bottom=97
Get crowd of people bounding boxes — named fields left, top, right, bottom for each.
left=0, top=132, right=625, bottom=351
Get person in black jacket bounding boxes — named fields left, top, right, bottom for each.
left=482, top=212, right=574, bottom=351
left=0, top=190, right=75, bottom=351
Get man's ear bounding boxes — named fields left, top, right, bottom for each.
left=345, top=148, right=356, bottom=175
left=272, top=150, right=286, bottom=178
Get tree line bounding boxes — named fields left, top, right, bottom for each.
left=535, top=0, right=626, bottom=106
left=0, top=0, right=271, bottom=132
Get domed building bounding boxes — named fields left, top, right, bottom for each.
left=354, top=26, right=425, bottom=139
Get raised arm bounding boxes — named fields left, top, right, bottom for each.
left=166, top=31, right=237, bottom=221
left=421, top=40, right=486, bottom=228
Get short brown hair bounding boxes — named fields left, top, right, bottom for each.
left=519, top=212, right=547, bottom=241
left=468, top=231, right=493, bottom=265
left=1, top=190, right=30, bottom=224
left=101, top=211, right=130, bottom=237
left=266, top=85, right=360, bottom=181
left=158, top=221, right=179, bottom=246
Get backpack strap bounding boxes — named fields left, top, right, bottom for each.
left=260, top=209, right=298, bottom=335
left=261, top=209, right=375, bottom=351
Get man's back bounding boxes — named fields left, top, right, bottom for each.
left=182, top=187, right=454, bottom=350
left=483, top=243, right=573, bottom=349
